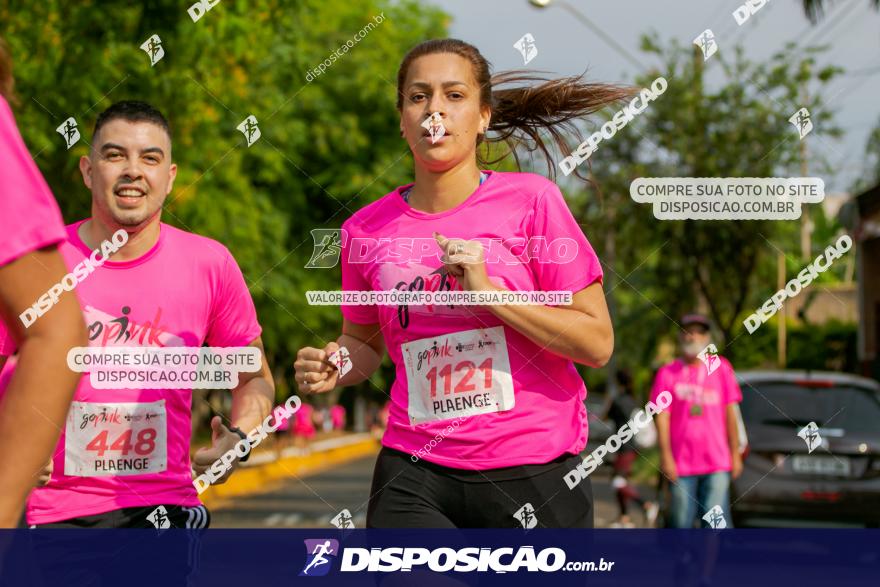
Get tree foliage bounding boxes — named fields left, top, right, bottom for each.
left=1, top=0, right=444, bottom=402
left=555, top=34, right=846, bottom=385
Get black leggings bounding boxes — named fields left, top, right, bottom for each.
left=31, top=503, right=211, bottom=528
left=6, top=505, right=209, bottom=586
left=367, top=447, right=593, bottom=528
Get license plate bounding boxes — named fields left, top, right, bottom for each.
left=791, top=455, right=850, bottom=476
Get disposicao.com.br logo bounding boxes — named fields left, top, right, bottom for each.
left=299, top=540, right=613, bottom=575
left=300, top=539, right=340, bottom=577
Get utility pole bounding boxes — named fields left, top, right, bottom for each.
left=777, top=251, right=787, bottom=368
left=800, top=75, right=813, bottom=261
left=588, top=170, right=618, bottom=410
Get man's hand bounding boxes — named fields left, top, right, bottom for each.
left=294, top=342, right=340, bottom=394
left=36, top=458, right=53, bottom=487
left=660, top=452, right=678, bottom=483
left=731, top=452, right=743, bottom=480
left=191, top=416, right=244, bottom=485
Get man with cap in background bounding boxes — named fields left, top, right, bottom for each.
left=651, top=313, right=743, bottom=528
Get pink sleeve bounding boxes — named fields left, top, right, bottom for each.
left=0, top=320, right=15, bottom=356
left=204, top=249, right=262, bottom=347
left=339, top=220, right=379, bottom=324
left=649, top=366, right=668, bottom=404
left=0, top=96, right=67, bottom=268
left=529, top=182, right=603, bottom=294
left=721, top=358, right=742, bottom=404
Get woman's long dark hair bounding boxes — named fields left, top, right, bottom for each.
left=396, top=38, right=637, bottom=181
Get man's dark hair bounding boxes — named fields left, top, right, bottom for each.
left=93, top=100, right=171, bottom=144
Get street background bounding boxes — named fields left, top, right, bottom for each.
left=2, top=0, right=879, bottom=528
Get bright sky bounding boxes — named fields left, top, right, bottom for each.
left=432, top=0, right=880, bottom=194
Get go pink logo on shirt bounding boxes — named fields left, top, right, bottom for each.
left=85, top=305, right=184, bottom=347
left=348, top=236, right=578, bottom=265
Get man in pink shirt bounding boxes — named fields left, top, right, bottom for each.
left=652, top=313, right=743, bottom=528
left=0, top=100, right=275, bottom=528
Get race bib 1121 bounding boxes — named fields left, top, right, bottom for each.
left=402, top=326, right=515, bottom=425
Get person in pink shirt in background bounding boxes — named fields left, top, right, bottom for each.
left=330, top=404, right=346, bottom=430
left=0, top=99, right=276, bottom=528
left=293, top=402, right=316, bottom=446
left=294, top=38, right=628, bottom=528
left=0, top=37, right=88, bottom=527
left=652, top=313, right=743, bottom=528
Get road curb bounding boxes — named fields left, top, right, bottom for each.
left=199, top=434, right=380, bottom=510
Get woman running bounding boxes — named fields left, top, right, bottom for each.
left=294, top=38, right=631, bottom=528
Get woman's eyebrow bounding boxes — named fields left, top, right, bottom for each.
left=408, top=80, right=469, bottom=89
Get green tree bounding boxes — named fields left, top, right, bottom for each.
left=802, top=0, right=879, bottom=23
left=554, top=34, right=843, bottom=387
left=0, top=0, right=445, bottom=406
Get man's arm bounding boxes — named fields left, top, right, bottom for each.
left=191, top=336, right=274, bottom=483
left=726, top=403, right=743, bottom=479
left=229, top=336, right=275, bottom=434
left=0, top=247, right=88, bottom=527
left=656, top=411, right=678, bottom=482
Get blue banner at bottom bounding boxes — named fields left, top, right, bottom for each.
left=0, top=529, right=877, bottom=586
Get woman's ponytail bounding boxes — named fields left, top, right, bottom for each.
left=397, top=39, right=636, bottom=181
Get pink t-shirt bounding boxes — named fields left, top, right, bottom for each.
left=0, top=95, right=68, bottom=354
left=330, top=405, right=346, bottom=429
left=294, top=403, right=315, bottom=437
left=0, top=356, right=16, bottom=390
left=0, top=221, right=261, bottom=524
left=650, top=356, right=742, bottom=476
left=340, top=171, right=603, bottom=469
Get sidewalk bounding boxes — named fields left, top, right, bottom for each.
left=198, top=433, right=380, bottom=510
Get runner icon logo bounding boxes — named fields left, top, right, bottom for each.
left=300, top=539, right=339, bottom=577
left=146, top=505, right=171, bottom=529
left=789, top=107, right=813, bottom=139
left=330, top=509, right=355, bottom=529
left=702, top=505, right=727, bottom=529
left=693, top=29, right=717, bottom=61
left=237, top=115, right=261, bottom=147
left=421, top=112, right=445, bottom=144
left=697, top=343, right=720, bottom=375
left=798, top=421, right=822, bottom=453
left=306, top=229, right=347, bottom=269
left=56, top=117, right=80, bottom=149
left=513, top=503, right=538, bottom=529
left=513, top=33, right=538, bottom=65
left=140, top=34, right=164, bottom=66
left=328, top=347, right=352, bottom=377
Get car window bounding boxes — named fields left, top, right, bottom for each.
left=740, top=382, right=880, bottom=436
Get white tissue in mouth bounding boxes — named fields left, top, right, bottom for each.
left=420, top=112, right=446, bottom=143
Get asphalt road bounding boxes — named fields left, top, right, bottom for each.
left=209, top=454, right=654, bottom=528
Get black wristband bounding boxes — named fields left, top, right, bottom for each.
left=227, top=425, right=250, bottom=463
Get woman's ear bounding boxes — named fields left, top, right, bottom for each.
left=481, top=107, right=492, bottom=134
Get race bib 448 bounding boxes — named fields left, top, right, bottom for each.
left=64, top=400, right=167, bottom=477
left=402, top=326, right=515, bottom=425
